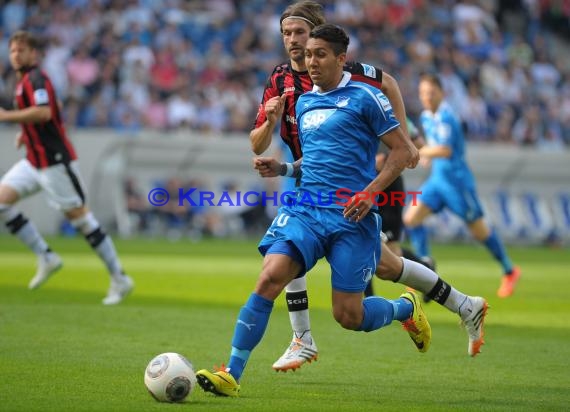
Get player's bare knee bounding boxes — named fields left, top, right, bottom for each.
left=255, top=264, right=295, bottom=299
left=332, top=307, right=361, bottom=330
left=255, top=274, right=280, bottom=299
left=375, top=254, right=401, bottom=280
left=375, top=263, right=398, bottom=280
left=335, top=314, right=360, bottom=330
left=64, top=205, right=89, bottom=220
left=0, top=185, right=19, bottom=204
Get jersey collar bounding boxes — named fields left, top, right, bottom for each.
left=18, top=64, right=37, bottom=75
left=312, top=71, right=352, bottom=93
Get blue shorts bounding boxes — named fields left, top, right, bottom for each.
left=419, top=179, right=484, bottom=223
left=259, top=205, right=381, bottom=293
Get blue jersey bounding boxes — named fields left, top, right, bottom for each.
left=420, top=101, right=475, bottom=187
left=295, top=72, right=400, bottom=208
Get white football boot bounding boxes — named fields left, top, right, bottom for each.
left=28, top=252, right=63, bottom=290
left=102, top=274, right=134, bottom=305
left=272, top=337, right=318, bottom=372
left=461, top=296, right=489, bottom=357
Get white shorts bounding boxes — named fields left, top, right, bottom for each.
left=1, top=159, right=86, bottom=211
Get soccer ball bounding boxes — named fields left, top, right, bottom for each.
left=144, top=352, right=197, bottom=403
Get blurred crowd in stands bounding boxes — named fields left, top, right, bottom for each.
left=1, top=0, right=570, bottom=148
left=123, top=176, right=274, bottom=240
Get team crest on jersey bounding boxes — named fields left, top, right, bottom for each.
left=335, top=96, right=350, bottom=108
left=301, top=109, right=336, bottom=130
left=34, top=89, right=49, bottom=105
left=15, top=84, right=22, bottom=96
left=437, top=123, right=452, bottom=141
left=361, top=64, right=376, bottom=78
left=376, top=93, right=392, bottom=112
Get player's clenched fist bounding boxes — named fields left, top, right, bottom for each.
left=264, top=94, right=287, bottom=124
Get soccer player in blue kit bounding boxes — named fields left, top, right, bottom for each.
left=251, top=1, right=487, bottom=373
left=195, top=24, right=430, bottom=397
left=403, top=73, right=521, bottom=298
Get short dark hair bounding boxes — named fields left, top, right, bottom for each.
left=419, top=73, right=443, bottom=90
left=309, top=23, right=349, bottom=56
left=9, top=30, right=41, bottom=50
left=280, top=1, right=326, bottom=32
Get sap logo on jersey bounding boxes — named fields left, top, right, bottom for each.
left=301, top=109, right=336, bottom=130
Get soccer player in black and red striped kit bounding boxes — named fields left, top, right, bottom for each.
left=0, top=30, right=133, bottom=305
left=247, top=1, right=488, bottom=372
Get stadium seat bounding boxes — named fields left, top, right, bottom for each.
left=484, top=190, right=528, bottom=243
left=423, top=209, right=468, bottom=242
left=550, top=193, right=570, bottom=243
left=519, top=192, right=558, bottom=244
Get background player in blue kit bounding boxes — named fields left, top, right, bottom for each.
left=195, top=23, right=430, bottom=398
left=404, top=73, right=521, bottom=298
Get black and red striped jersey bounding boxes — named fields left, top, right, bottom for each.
left=14, top=66, right=77, bottom=169
left=253, top=61, right=383, bottom=160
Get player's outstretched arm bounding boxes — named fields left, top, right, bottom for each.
left=419, top=145, right=452, bottom=159
left=250, top=94, right=287, bottom=155
left=0, top=106, right=51, bottom=124
left=250, top=120, right=275, bottom=155
left=253, top=156, right=282, bottom=178
left=253, top=156, right=302, bottom=179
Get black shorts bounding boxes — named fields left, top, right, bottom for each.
left=378, top=175, right=404, bottom=242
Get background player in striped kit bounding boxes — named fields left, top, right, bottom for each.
left=0, top=30, right=133, bottom=305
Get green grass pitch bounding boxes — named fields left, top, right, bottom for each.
left=1, top=236, right=569, bottom=411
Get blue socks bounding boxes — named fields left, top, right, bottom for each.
left=227, top=293, right=273, bottom=381
left=391, top=297, right=414, bottom=321
left=358, top=296, right=413, bottom=332
left=483, top=229, right=513, bottom=274
left=227, top=292, right=415, bottom=380
left=408, top=225, right=431, bottom=258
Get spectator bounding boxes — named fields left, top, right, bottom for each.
left=122, top=35, right=154, bottom=73
left=167, top=88, right=197, bottom=129
left=2, top=0, right=26, bottom=34
left=537, top=101, right=566, bottom=151
left=512, top=104, right=545, bottom=146
left=66, top=47, right=100, bottom=99
left=142, top=89, right=169, bottom=130
left=124, top=177, right=151, bottom=232
left=460, top=80, right=492, bottom=141
left=42, top=36, right=70, bottom=98
left=150, top=47, right=183, bottom=96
